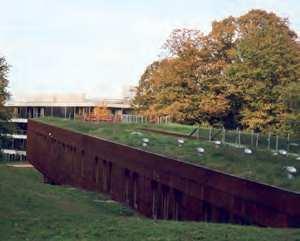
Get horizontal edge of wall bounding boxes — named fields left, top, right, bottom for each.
left=27, top=119, right=300, bottom=220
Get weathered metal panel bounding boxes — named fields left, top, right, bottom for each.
left=27, top=120, right=300, bottom=227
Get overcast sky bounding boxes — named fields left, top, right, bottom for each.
left=0, top=0, right=299, bottom=99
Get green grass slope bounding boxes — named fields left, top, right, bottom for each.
left=0, top=165, right=299, bottom=241
left=37, top=117, right=300, bottom=192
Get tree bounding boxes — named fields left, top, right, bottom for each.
left=135, top=25, right=234, bottom=125
left=0, top=56, right=12, bottom=154
left=134, top=9, right=300, bottom=134
left=196, top=16, right=239, bottom=127
left=0, top=56, right=10, bottom=121
left=133, top=61, right=161, bottom=118
left=282, top=82, right=300, bottom=136
left=227, top=10, right=300, bottom=132
left=134, top=29, right=206, bottom=123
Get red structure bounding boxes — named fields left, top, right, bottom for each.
left=27, top=120, right=300, bottom=227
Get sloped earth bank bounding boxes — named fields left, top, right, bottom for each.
left=0, top=165, right=299, bottom=241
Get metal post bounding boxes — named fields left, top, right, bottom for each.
left=209, top=128, right=212, bottom=142
left=256, top=133, right=259, bottom=148
left=222, top=128, right=226, bottom=143
left=267, top=132, right=271, bottom=150
left=251, top=130, right=254, bottom=146
left=275, top=135, right=279, bottom=152
left=287, top=134, right=290, bottom=152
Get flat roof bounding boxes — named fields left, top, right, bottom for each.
left=5, top=102, right=131, bottom=109
left=5, top=101, right=96, bottom=107
left=5, top=93, right=132, bottom=109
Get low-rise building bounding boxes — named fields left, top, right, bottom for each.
left=2, top=93, right=132, bottom=161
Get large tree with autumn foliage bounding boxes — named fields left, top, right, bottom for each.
left=227, top=10, right=300, bottom=133
left=134, top=9, right=300, bottom=133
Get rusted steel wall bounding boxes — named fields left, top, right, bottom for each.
left=27, top=120, right=300, bottom=227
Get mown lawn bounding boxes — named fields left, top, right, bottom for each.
left=37, top=117, right=300, bottom=192
left=0, top=164, right=299, bottom=241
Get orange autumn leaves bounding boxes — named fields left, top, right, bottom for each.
left=134, top=10, right=300, bottom=133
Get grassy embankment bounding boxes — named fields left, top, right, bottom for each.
left=0, top=164, right=299, bottom=241
left=37, top=117, right=300, bottom=192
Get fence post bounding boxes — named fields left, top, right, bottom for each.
left=251, top=130, right=254, bottom=146
left=256, top=133, right=259, bottom=148
left=275, top=135, right=279, bottom=152
left=222, top=128, right=225, bottom=143
left=267, top=132, right=271, bottom=150
left=287, top=134, right=290, bottom=152
left=238, top=130, right=241, bottom=147
left=209, top=128, right=212, bottom=142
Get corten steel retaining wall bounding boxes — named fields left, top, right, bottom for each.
left=27, top=120, right=300, bottom=228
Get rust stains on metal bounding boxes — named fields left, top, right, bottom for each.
left=27, top=120, right=300, bottom=228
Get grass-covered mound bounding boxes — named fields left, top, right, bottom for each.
left=37, top=117, right=300, bottom=192
left=0, top=164, right=299, bottom=241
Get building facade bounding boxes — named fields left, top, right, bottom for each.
left=2, top=93, right=132, bottom=161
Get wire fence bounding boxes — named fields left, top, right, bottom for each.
left=196, top=127, right=299, bottom=154
left=121, top=114, right=299, bottom=154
